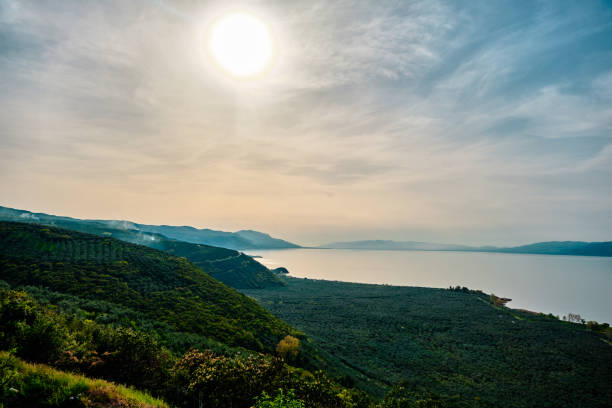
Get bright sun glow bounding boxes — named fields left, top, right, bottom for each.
left=208, top=13, right=274, bottom=78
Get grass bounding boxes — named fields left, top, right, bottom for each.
left=0, top=351, right=169, bottom=407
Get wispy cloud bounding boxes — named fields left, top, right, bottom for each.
left=1, top=0, right=611, bottom=245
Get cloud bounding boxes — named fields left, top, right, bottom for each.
left=0, top=0, right=611, bottom=245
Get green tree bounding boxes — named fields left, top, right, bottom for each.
left=276, top=335, right=300, bottom=362
left=171, top=349, right=283, bottom=408
left=255, top=389, right=305, bottom=408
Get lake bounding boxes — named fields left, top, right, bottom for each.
left=246, top=248, right=612, bottom=323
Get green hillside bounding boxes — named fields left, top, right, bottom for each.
left=0, top=207, right=284, bottom=289
left=151, top=239, right=285, bottom=289
left=0, top=287, right=367, bottom=408
left=243, top=277, right=612, bottom=407
left=0, top=205, right=299, bottom=250
left=1, top=352, right=169, bottom=408
left=3, top=220, right=611, bottom=407
left=0, top=221, right=293, bottom=352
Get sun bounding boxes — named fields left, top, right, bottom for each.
left=208, top=13, right=275, bottom=78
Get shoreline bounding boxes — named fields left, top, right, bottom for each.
left=270, top=275, right=611, bottom=326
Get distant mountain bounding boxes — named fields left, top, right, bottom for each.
left=319, top=240, right=472, bottom=251
left=0, top=206, right=285, bottom=288
left=235, top=229, right=298, bottom=248
left=484, top=241, right=612, bottom=257
left=135, top=224, right=299, bottom=250
left=319, top=239, right=612, bottom=257
left=0, top=205, right=299, bottom=250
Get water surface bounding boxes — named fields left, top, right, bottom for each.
left=247, top=248, right=612, bottom=323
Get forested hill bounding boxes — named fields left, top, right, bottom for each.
left=0, top=221, right=295, bottom=352
left=151, top=238, right=284, bottom=289
left=0, top=205, right=299, bottom=250
left=0, top=206, right=284, bottom=289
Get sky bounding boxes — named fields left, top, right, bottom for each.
left=1, top=0, right=611, bottom=246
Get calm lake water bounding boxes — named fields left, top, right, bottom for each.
left=246, top=248, right=612, bottom=323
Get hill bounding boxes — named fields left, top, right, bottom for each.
left=0, top=206, right=284, bottom=289
left=0, top=205, right=299, bottom=250
left=243, top=276, right=612, bottom=407
left=150, top=238, right=284, bottom=289
left=234, top=229, right=299, bottom=248
left=2, top=220, right=611, bottom=407
left=319, top=240, right=472, bottom=251
left=0, top=286, right=368, bottom=408
left=0, top=351, right=169, bottom=408
left=488, top=240, right=612, bottom=256
left=0, top=221, right=294, bottom=352
left=319, top=239, right=612, bottom=257
left=136, top=224, right=300, bottom=250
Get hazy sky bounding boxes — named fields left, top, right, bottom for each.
left=1, top=0, right=611, bottom=246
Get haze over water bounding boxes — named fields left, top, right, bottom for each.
left=249, top=249, right=612, bottom=323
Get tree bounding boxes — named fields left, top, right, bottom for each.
left=255, top=389, right=305, bottom=408
left=276, top=335, right=300, bottom=363
left=171, top=349, right=283, bottom=408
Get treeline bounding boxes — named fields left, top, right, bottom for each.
left=0, top=226, right=126, bottom=263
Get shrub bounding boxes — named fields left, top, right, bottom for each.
left=276, top=335, right=300, bottom=362
left=255, top=389, right=305, bottom=408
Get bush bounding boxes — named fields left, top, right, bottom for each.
left=170, top=349, right=283, bottom=408
left=277, top=335, right=300, bottom=362
left=0, top=351, right=168, bottom=408
left=255, top=389, right=305, bottom=408
left=0, top=290, right=67, bottom=364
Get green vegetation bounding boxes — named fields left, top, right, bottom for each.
left=0, top=208, right=285, bottom=289
left=276, top=335, right=301, bottom=363
left=586, top=320, right=612, bottom=340
left=2, top=219, right=612, bottom=407
left=0, top=221, right=293, bottom=352
left=0, top=287, right=173, bottom=395
left=154, top=239, right=284, bottom=289
left=1, top=351, right=168, bottom=408
left=0, top=287, right=368, bottom=407
left=255, top=389, right=305, bottom=408
left=0, top=205, right=299, bottom=251
left=243, top=276, right=612, bottom=407
left=0, top=222, right=371, bottom=407
left=11, top=284, right=236, bottom=356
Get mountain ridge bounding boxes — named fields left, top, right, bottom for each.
left=0, top=205, right=299, bottom=250
left=0, top=206, right=285, bottom=289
